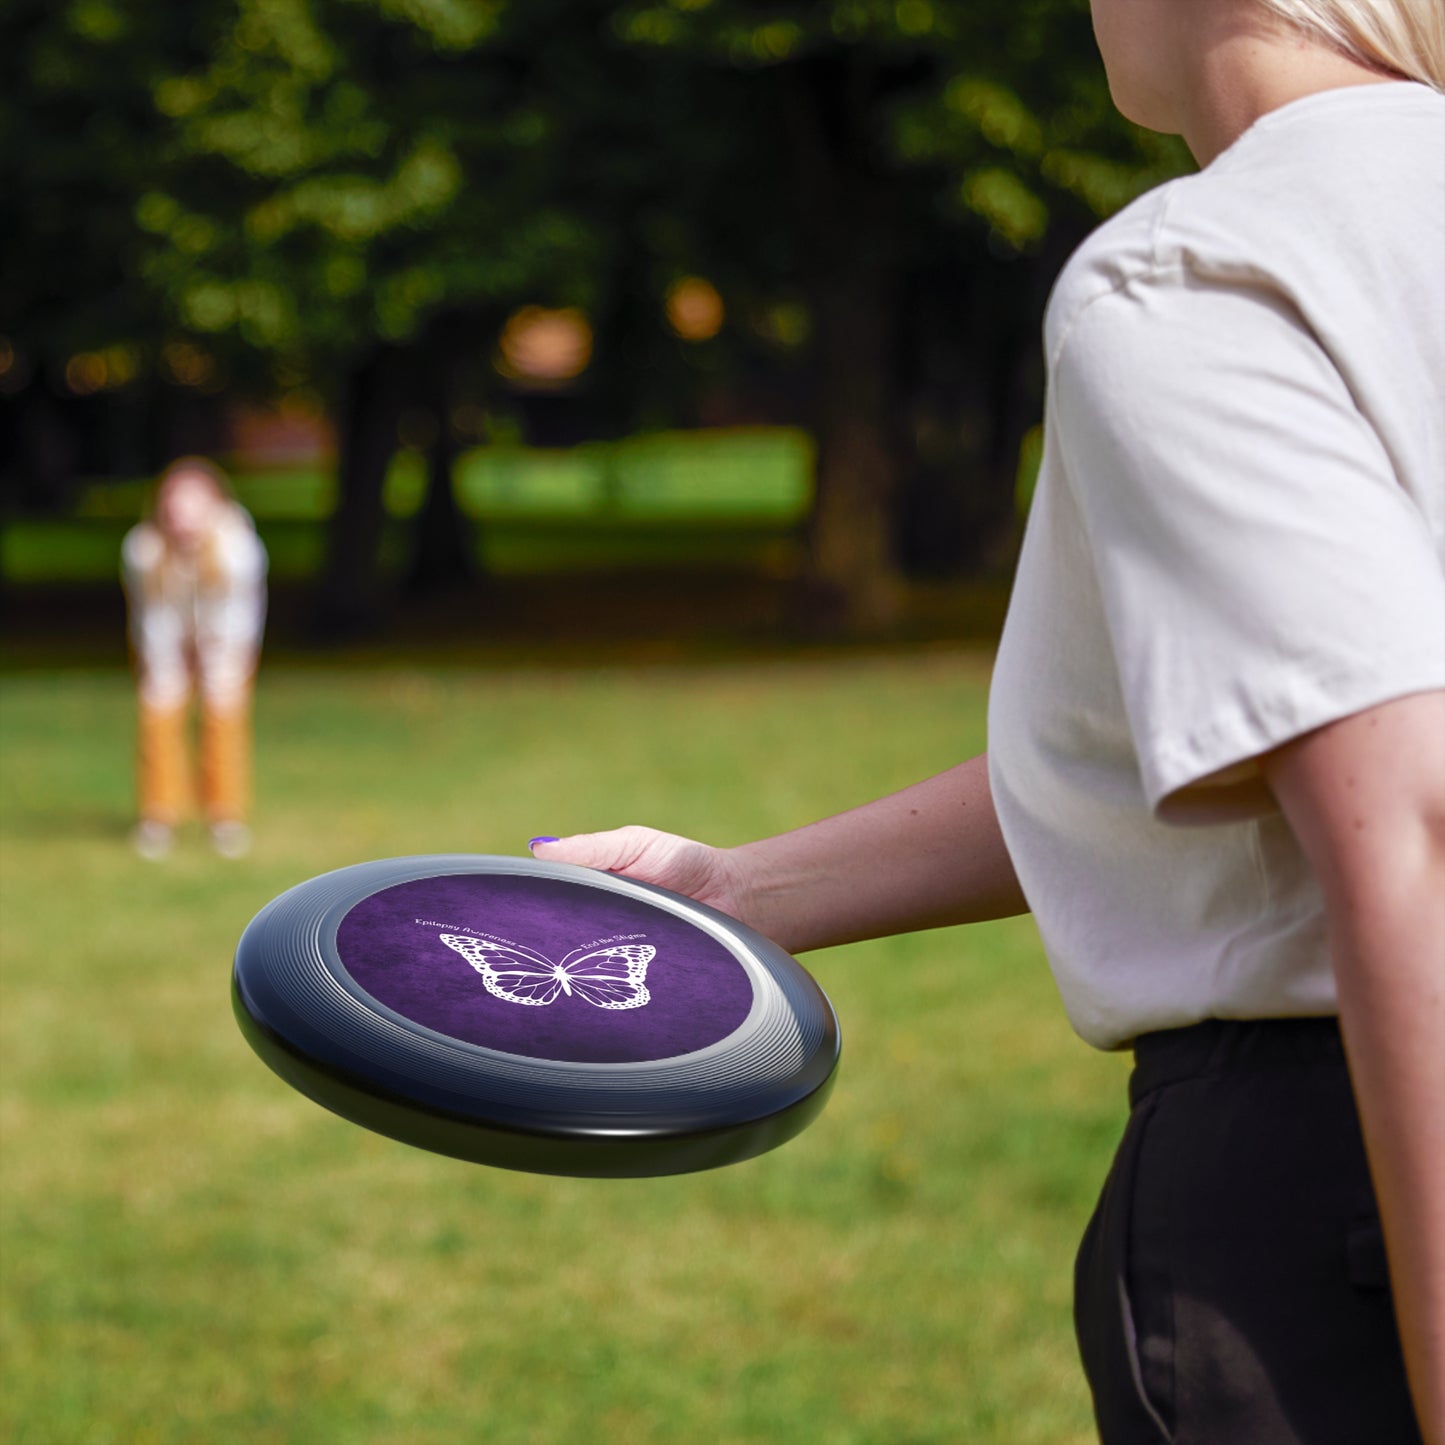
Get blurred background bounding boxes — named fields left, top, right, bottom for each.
left=1, top=2, right=1190, bottom=1441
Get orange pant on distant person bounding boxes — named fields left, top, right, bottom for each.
left=137, top=690, right=252, bottom=827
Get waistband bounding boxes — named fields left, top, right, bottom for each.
left=1129, top=1016, right=1344, bottom=1108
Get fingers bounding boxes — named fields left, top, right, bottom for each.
left=529, top=826, right=655, bottom=873
left=527, top=826, right=746, bottom=922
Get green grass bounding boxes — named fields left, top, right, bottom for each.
left=0, top=654, right=1127, bottom=1444
left=62, top=429, right=814, bottom=525
left=0, top=515, right=805, bottom=584
left=2, top=429, right=815, bottom=585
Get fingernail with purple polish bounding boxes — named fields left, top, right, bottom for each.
left=528, top=836, right=559, bottom=851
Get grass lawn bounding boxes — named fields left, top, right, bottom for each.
left=0, top=652, right=1127, bottom=1444
left=1, top=429, right=815, bottom=585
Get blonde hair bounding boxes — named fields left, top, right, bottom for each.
left=1257, top=0, right=1445, bottom=89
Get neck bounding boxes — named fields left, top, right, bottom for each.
left=1175, top=7, right=1401, bottom=166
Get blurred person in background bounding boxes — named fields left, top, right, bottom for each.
left=122, top=457, right=267, bottom=860
left=532, top=0, right=1445, bottom=1441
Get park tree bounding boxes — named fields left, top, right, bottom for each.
left=604, top=0, right=1191, bottom=626
left=146, top=0, right=1186, bottom=631
left=0, top=0, right=215, bottom=507
left=123, top=0, right=803, bottom=631
left=3, top=0, right=1189, bottom=633
left=125, top=0, right=621, bottom=632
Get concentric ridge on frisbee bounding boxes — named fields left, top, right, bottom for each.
left=232, top=854, right=840, bottom=1177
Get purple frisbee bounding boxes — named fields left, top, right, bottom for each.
left=232, top=855, right=840, bottom=1177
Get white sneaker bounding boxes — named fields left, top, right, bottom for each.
left=210, top=821, right=252, bottom=859
left=132, top=820, right=174, bottom=861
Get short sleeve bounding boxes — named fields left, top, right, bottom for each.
left=1053, top=273, right=1445, bottom=822
left=121, top=523, right=163, bottom=590
left=215, top=506, right=268, bottom=584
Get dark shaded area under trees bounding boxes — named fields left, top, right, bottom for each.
left=1, top=0, right=1190, bottom=638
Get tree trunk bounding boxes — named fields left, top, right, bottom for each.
left=804, top=270, right=905, bottom=632
left=780, top=58, right=908, bottom=636
left=314, top=345, right=404, bottom=641
left=891, top=235, right=1058, bottom=581
left=6, top=381, right=81, bottom=513
left=405, top=356, right=475, bottom=597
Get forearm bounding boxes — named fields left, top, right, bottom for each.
left=727, top=751, right=1028, bottom=955
left=1264, top=692, right=1445, bottom=1442
left=1330, top=852, right=1445, bottom=1445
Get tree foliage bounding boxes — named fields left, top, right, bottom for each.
left=2, top=0, right=1191, bottom=628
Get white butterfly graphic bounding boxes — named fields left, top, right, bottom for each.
left=438, top=933, right=654, bottom=1010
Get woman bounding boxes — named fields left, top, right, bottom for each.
left=530, top=2, right=1444, bottom=1440
left=122, top=457, right=267, bottom=860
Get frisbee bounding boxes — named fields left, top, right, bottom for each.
left=232, top=855, right=840, bottom=1178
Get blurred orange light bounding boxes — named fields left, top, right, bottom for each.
left=666, top=277, right=725, bottom=342
left=161, top=341, right=217, bottom=389
left=496, top=307, right=593, bottom=384
left=102, top=344, right=139, bottom=388
left=0, top=337, right=14, bottom=377
left=65, top=353, right=108, bottom=395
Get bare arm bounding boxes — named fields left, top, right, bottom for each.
left=532, top=751, right=1028, bottom=955
left=729, top=752, right=1027, bottom=952
left=1262, top=690, right=1445, bottom=1445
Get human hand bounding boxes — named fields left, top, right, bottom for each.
left=527, top=757, right=1025, bottom=958
left=529, top=827, right=758, bottom=928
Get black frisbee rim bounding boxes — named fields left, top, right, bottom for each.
left=232, top=855, right=840, bottom=1178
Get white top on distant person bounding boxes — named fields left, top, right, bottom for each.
left=530, top=1, right=1445, bottom=1440
left=122, top=457, right=267, bottom=859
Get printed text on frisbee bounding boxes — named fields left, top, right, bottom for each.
left=440, top=934, right=654, bottom=1010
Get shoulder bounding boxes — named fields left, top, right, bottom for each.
left=122, top=522, right=165, bottom=574
left=1045, top=83, right=1445, bottom=368
left=216, top=503, right=266, bottom=563
left=1043, top=182, right=1182, bottom=364
left=1043, top=153, right=1294, bottom=366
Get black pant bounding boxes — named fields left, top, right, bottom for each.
left=1074, top=1018, right=1422, bottom=1445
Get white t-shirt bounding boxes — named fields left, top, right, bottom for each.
left=122, top=502, right=268, bottom=709
left=988, top=82, right=1445, bottom=1051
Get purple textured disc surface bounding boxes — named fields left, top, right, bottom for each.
left=335, top=873, right=755, bottom=1064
